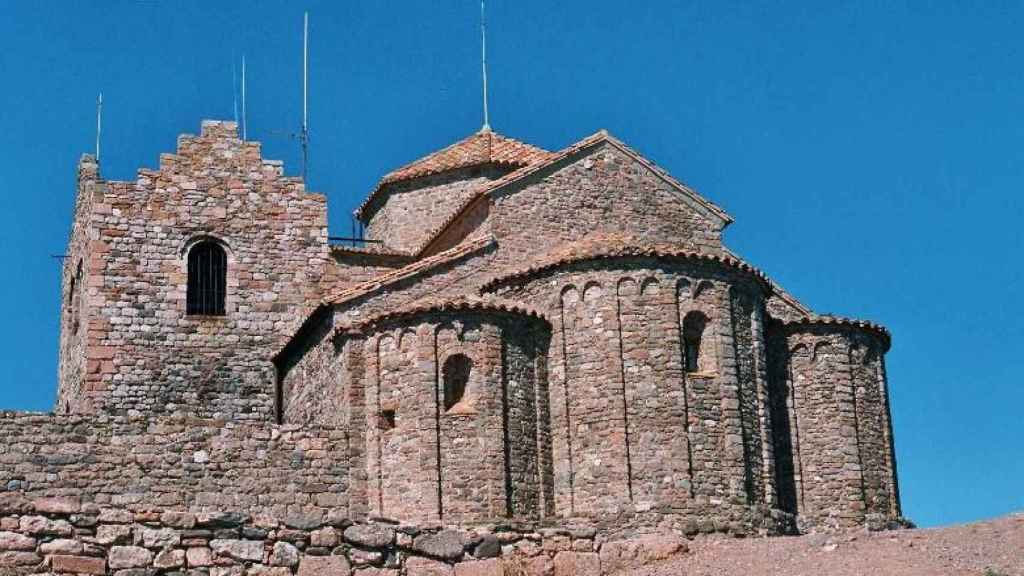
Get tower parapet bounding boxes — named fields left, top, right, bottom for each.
left=56, top=121, right=329, bottom=420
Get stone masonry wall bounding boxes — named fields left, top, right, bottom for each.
left=486, top=257, right=773, bottom=527
left=362, top=166, right=509, bottom=253
left=58, top=120, right=329, bottom=421
left=56, top=156, right=101, bottom=414
left=771, top=324, right=900, bottom=531
left=0, top=498, right=696, bottom=576
left=0, top=413, right=348, bottom=519
left=482, top=142, right=726, bottom=272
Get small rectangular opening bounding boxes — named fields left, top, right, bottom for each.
left=380, top=409, right=396, bottom=431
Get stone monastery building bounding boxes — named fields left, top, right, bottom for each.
left=47, top=119, right=901, bottom=537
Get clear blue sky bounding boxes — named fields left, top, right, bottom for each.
left=0, top=1, right=1020, bottom=529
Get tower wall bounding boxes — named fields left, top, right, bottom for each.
left=57, top=121, right=329, bottom=421
left=768, top=322, right=900, bottom=530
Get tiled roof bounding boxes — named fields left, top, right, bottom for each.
left=479, top=232, right=772, bottom=294
left=780, top=315, right=892, bottom=350
left=322, top=234, right=497, bottom=306
left=336, top=297, right=550, bottom=336
left=355, top=129, right=553, bottom=219
left=413, top=130, right=733, bottom=258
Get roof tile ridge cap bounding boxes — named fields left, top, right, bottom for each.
left=480, top=242, right=768, bottom=293
left=787, top=314, right=891, bottom=333
left=340, top=292, right=548, bottom=335
left=411, top=132, right=611, bottom=258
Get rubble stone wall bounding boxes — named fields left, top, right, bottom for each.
left=771, top=324, right=898, bottom=531
left=362, top=166, right=509, bottom=253
left=485, top=257, right=773, bottom=522
left=0, top=497, right=699, bottom=576
left=57, top=121, right=329, bottom=421
left=0, top=413, right=348, bottom=519
left=56, top=156, right=101, bottom=414
left=484, top=142, right=726, bottom=270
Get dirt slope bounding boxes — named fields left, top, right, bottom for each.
left=628, top=513, right=1024, bottom=576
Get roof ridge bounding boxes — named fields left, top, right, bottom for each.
left=322, top=234, right=497, bottom=306
left=354, top=129, right=552, bottom=219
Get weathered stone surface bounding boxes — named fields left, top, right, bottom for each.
left=153, top=548, right=185, bottom=569
left=0, top=493, right=31, bottom=515
left=598, top=534, right=687, bottom=573
left=311, top=527, right=340, bottom=548
left=33, top=497, right=80, bottom=515
left=186, top=546, right=213, bottom=567
left=0, top=531, right=36, bottom=551
left=413, top=530, right=464, bottom=560
left=108, top=546, right=153, bottom=569
left=552, top=551, right=600, bottom=576
left=159, top=511, right=196, bottom=529
left=137, top=526, right=180, bottom=548
left=354, top=568, right=399, bottom=576
left=454, top=558, right=504, bottom=576
left=210, top=538, right=265, bottom=562
left=96, top=523, right=132, bottom=545
left=297, top=554, right=352, bottom=576
left=50, top=554, right=106, bottom=575
left=344, top=524, right=395, bottom=548
left=405, top=556, right=454, bottom=576
left=474, top=536, right=501, bottom=559
left=271, top=541, right=300, bottom=567
left=0, top=551, right=41, bottom=567
left=38, top=538, right=83, bottom=555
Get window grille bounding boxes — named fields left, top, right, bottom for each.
left=186, top=240, right=227, bottom=316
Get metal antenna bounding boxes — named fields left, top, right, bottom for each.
left=241, top=55, right=248, bottom=140
left=232, top=60, right=239, bottom=125
left=480, top=0, right=490, bottom=132
left=95, top=93, right=103, bottom=162
left=301, top=11, right=310, bottom=181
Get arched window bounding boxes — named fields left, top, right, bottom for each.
left=442, top=354, right=472, bottom=411
left=187, top=240, right=227, bottom=316
left=682, top=311, right=709, bottom=373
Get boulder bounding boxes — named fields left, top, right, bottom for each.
left=413, top=530, right=465, bottom=561
left=108, top=546, right=154, bottom=569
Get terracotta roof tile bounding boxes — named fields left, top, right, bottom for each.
left=479, top=232, right=772, bottom=294
left=336, top=296, right=550, bottom=336
left=322, top=234, right=496, bottom=306
left=355, top=129, right=552, bottom=218
left=780, top=315, right=892, bottom=350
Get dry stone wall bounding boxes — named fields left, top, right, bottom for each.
left=0, top=497, right=694, bottom=576
left=0, top=413, right=347, bottom=519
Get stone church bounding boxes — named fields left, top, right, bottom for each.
left=52, top=119, right=901, bottom=537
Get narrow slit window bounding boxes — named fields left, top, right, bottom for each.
left=380, top=409, right=396, bottom=431
left=682, top=311, right=708, bottom=373
left=442, top=354, right=472, bottom=411
left=187, top=240, right=227, bottom=316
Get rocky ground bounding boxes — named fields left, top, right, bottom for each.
left=627, top=512, right=1024, bottom=576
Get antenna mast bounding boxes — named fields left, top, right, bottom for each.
left=95, top=93, right=103, bottom=162
left=301, top=11, right=310, bottom=181
left=480, top=0, right=490, bottom=132
left=241, top=55, right=248, bottom=140
left=232, top=60, right=239, bottom=126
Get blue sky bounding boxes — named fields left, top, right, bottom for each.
left=0, top=1, right=1021, bottom=529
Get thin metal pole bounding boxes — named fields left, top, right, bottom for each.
left=303, top=11, right=309, bottom=132
left=241, top=55, right=247, bottom=140
left=302, top=11, right=309, bottom=182
left=96, top=93, right=103, bottom=161
left=233, top=60, right=238, bottom=125
left=480, top=0, right=490, bottom=131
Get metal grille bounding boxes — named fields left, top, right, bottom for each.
left=186, top=241, right=226, bottom=316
